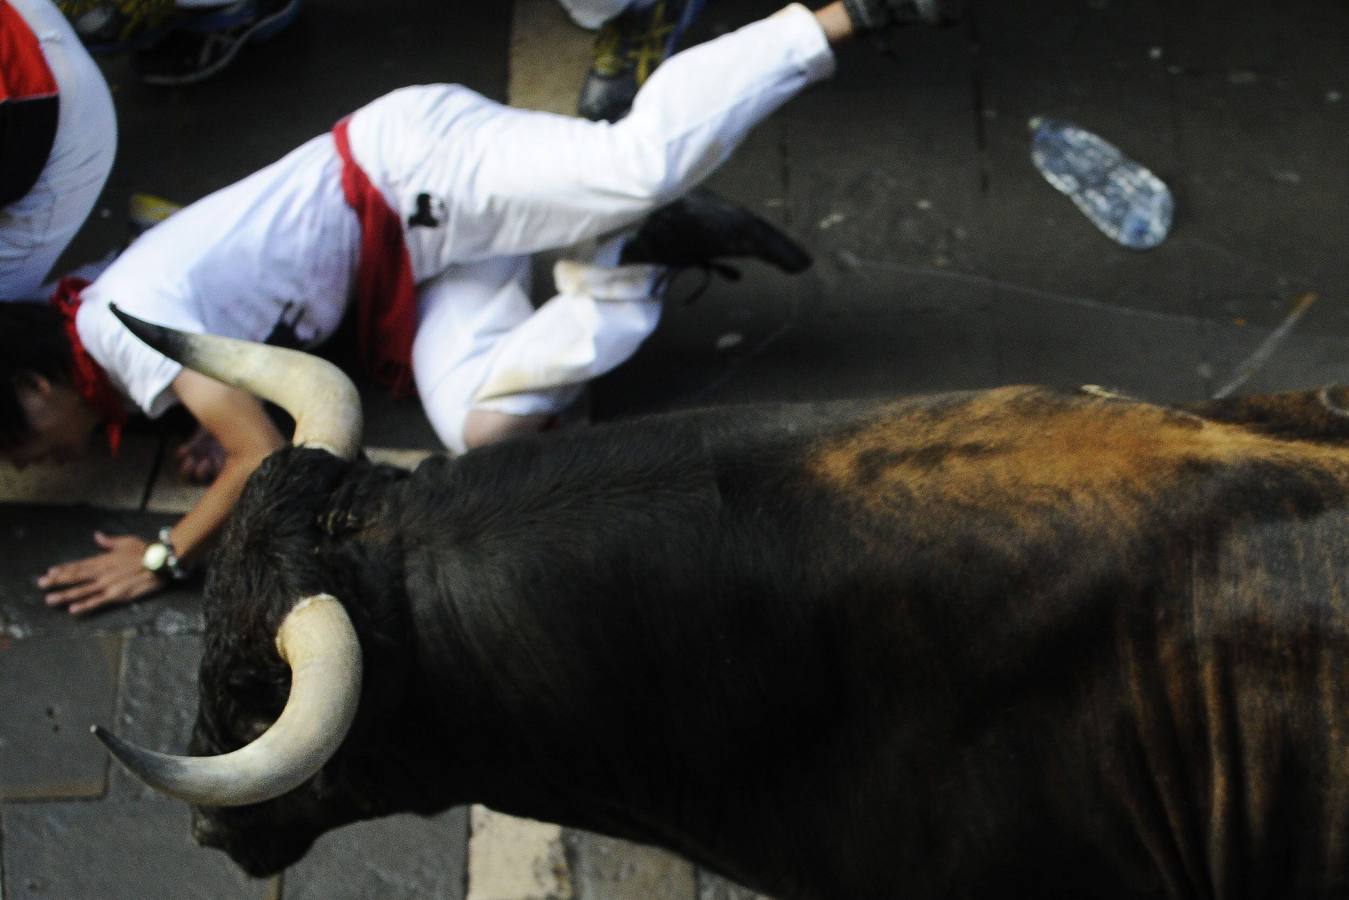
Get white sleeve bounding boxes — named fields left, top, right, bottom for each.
left=75, top=298, right=184, bottom=419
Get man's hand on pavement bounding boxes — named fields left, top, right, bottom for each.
left=37, top=531, right=164, bottom=615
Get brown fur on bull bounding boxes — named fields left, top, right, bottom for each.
left=97, top=313, right=1349, bottom=898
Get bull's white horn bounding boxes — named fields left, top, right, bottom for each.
left=110, top=306, right=362, bottom=459
left=93, top=594, right=362, bottom=807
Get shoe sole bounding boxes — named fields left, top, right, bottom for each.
left=137, top=0, right=301, bottom=86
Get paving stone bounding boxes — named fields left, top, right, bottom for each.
left=143, top=473, right=208, bottom=517
left=0, top=506, right=202, bottom=640
left=0, top=635, right=120, bottom=800
left=596, top=259, right=1000, bottom=420
left=107, top=634, right=205, bottom=801
left=783, top=23, right=984, bottom=276
left=283, top=808, right=469, bottom=900
left=509, top=0, right=594, bottom=115
left=466, top=807, right=572, bottom=900
left=990, top=281, right=1206, bottom=404
left=0, top=434, right=159, bottom=509
left=973, top=0, right=1190, bottom=320
left=565, top=832, right=695, bottom=900
left=1202, top=305, right=1349, bottom=400
left=1161, top=0, right=1349, bottom=80
left=0, top=801, right=273, bottom=899
left=1167, top=65, right=1349, bottom=332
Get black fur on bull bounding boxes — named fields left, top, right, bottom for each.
left=98, top=311, right=1349, bottom=899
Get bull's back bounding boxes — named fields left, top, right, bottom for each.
left=403, top=386, right=1349, bottom=899
left=794, top=386, right=1349, bottom=898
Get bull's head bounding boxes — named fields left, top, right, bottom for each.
left=93, top=311, right=380, bottom=874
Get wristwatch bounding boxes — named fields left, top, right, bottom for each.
left=142, top=527, right=190, bottom=581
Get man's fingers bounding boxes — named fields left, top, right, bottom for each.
left=45, top=580, right=105, bottom=606
left=67, top=573, right=158, bottom=615
left=38, top=560, right=96, bottom=589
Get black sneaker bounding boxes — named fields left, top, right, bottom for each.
left=130, top=0, right=300, bottom=86
left=620, top=189, right=812, bottom=275
left=841, top=0, right=964, bottom=33
left=577, top=0, right=704, bottom=123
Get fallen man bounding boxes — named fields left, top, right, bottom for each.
left=0, top=0, right=961, bottom=612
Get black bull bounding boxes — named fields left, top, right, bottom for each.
left=111, top=381, right=1349, bottom=898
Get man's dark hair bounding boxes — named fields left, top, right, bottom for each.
left=0, top=301, right=73, bottom=450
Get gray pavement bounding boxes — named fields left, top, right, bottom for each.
left=4, top=0, right=1349, bottom=896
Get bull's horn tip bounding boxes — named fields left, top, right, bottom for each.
left=91, top=724, right=128, bottom=756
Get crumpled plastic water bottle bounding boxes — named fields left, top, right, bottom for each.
left=1028, top=116, right=1174, bottom=250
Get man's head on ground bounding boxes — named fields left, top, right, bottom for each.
left=0, top=302, right=101, bottom=468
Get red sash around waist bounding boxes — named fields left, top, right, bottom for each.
left=332, top=115, right=417, bottom=397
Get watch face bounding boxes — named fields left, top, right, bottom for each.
left=143, top=542, right=170, bottom=571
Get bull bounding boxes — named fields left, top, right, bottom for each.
left=96, top=309, right=1349, bottom=898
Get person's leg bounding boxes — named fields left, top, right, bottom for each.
left=413, top=256, right=568, bottom=454
left=363, top=4, right=840, bottom=278
left=1, top=0, right=116, bottom=301
left=413, top=247, right=663, bottom=454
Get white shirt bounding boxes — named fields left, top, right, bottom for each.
left=77, top=133, right=360, bottom=417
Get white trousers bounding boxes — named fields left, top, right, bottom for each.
left=354, top=4, right=835, bottom=452
left=0, top=0, right=116, bottom=300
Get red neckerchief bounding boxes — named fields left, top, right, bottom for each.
left=332, top=116, right=417, bottom=397
left=49, top=277, right=126, bottom=455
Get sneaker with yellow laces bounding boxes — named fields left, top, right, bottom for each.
left=576, top=0, right=704, bottom=123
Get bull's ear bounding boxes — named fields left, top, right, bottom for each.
left=92, top=594, right=363, bottom=807
left=110, top=305, right=363, bottom=459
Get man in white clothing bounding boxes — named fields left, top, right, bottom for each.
left=0, top=0, right=961, bottom=615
